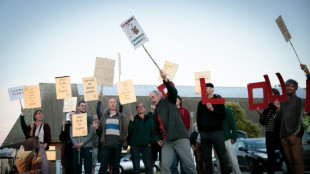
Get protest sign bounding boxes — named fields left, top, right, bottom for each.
left=276, top=15, right=291, bottom=42
left=94, top=57, right=115, bottom=86
left=63, top=97, right=77, bottom=112
left=82, top=77, right=98, bottom=101
left=195, top=71, right=211, bottom=94
left=55, top=76, right=71, bottom=99
left=158, top=61, right=179, bottom=82
left=8, top=86, right=24, bottom=101
left=121, top=16, right=149, bottom=49
left=72, top=113, right=87, bottom=137
left=23, top=85, right=41, bottom=108
left=117, top=80, right=137, bottom=105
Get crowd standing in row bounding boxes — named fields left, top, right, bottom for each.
left=19, top=65, right=310, bottom=174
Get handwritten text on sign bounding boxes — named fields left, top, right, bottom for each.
left=55, top=76, right=71, bottom=99
left=72, top=113, right=87, bottom=137
left=117, top=79, right=137, bottom=105
left=23, top=85, right=41, bottom=108
left=82, top=77, right=98, bottom=101
left=94, top=57, right=115, bottom=86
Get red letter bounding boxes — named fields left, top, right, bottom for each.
left=199, top=78, right=225, bottom=105
left=263, top=73, right=287, bottom=103
left=157, top=81, right=175, bottom=98
left=247, top=82, right=269, bottom=110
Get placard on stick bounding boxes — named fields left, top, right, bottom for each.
left=8, top=86, right=24, bottom=101
left=23, top=85, right=41, bottom=108
left=55, top=76, right=72, bottom=99
left=117, top=80, right=137, bottom=105
left=72, top=113, right=87, bottom=137
left=120, top=16, right=149, bottom=49
left=276, top=15, right=291, bottom=42
left=82, top=77, right=98, bottom=101
left=94, top=57, right=115, bottom=86
left=63, top=97, right=77, bottom=112
left=158, top=61, right=179, bottom=82
left=195, top=71, right=211, bottom=94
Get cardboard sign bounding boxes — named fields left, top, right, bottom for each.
left=94, top=57, right=115, bottom=86
left=199, top=78, right=225, bottom=105
left=23, top=85, right=41, bottom=108
left=157, top=81, right=175, bottom=98
left=195, top=71, right=211, bottom=94
left=158, top=61, right=179, bottom=82
left=82, top=77, right=98, bottom=101
left=55, top=76, right=71, bottom=99
left=117, top=79, right=137, bottom=105
left=72, top=113, right=87, bottom=137
left=247, top=82, right=269, bottom=110
left=63, top=97, right=77, bottom=112
left=121, top=16, right=149, bottom=49
left=8, top=86, right=24, bottom=101
left=305, top=80, right=310, bottom=112
left=276, top=15, right=291, bottom=42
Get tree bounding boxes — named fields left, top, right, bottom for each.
left=225, top=101, right=261, bottom=138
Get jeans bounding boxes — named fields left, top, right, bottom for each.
left=98, top=144, right=122, bottom=174
left=73, top=147, right=93, bottom=174
left=200, top=131, right=230, bottom=174
left=130, top=145, right=152, bottom=174
left=170, top=153, right=188, bottom=174
left=161, top=138, right=197, bottom=174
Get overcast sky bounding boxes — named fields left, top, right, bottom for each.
left=0, top=0, right=309, bottom=145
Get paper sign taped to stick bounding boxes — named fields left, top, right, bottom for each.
left=63, top=97, right=77, bottom=112
left=23, top=85, right=41, bottom=108
left=55, top=76, right=72, bottom=99
left=82, top=77, right=98, bottom=101
left=121, top=16, right=149, bottom=49
left=158, top=61, right=179, bottom=82
left=117, top=79, right=137, bottom=105
left=8, top=86, right=24, bottom=101
left=195, top=71, right=211, bottom=94
left=94, top=57, right=115, bottom=86
left=72, top=113, right=87, bottom=137
left=276, top=15, right=291, bottom=42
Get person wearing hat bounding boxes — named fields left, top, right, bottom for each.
left=196, top=83, right=230, bottom=174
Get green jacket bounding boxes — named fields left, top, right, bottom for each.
left=128, top=115, right=154, bottom=146
left=302, top=116, right=310, bottom=133
left=222, top=107, right=238, bottom=141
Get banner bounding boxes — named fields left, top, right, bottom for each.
left=117, top=79, right=137, bottom=105
left=23, top=85, right=41, bottom=108
left=55, top=76, right=71, bottom=99
left=72, top=113, right=87, bottom=137
left=63, top=97, right=77, bottom=112
left=82, top=77, right=98, bottom=101
left=94, top=57, right=115, bottom=86
left=158, top=61, right=179, bottom=82
left=195, top=71, right=211, bottom=94
left=8, top=86, right=24, bottom=101
left=121, top=16, right=149, bottom=49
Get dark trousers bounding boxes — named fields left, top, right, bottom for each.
left=170, top=153, right=188, bottom=174
left=64, top=145, right=73, bottom=174
left=130, top=145, right=152, bottom=174
left=98, top=144, right=122, bottom=174
left=200, top=131, right=230, bottom=174
left=73, top=147, right=93, bottom=174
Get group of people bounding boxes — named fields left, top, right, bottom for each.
left=19, top=64, right=310, bottom=174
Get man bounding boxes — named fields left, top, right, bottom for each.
left=70, top=101, right=95, bottom=174
left=128, top=103, right=153, bottom=174
left=196, top=83, right=230, bottom=174
left=149, top=70, right=197, bottom=174
left=301, top=64, right=310, bottom=133
left=256, top=89, right=290, bottom=174
left=274, top=78, right=305, bottom=174
left=222, top=107, right=241, bottom=174
left=93, top=97, right=128, bottom=174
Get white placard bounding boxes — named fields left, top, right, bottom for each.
left=63, top=97, right=77, bottom=112
left=8, top=86, right=24, bottom=101
left=121, top=16, right=149, bottom=49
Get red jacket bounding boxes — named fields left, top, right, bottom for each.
left=178, top=107, right=190, bottom=131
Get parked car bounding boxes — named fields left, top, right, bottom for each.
left=237, top=130, right=248, bottom=139
left=118, top=154, right=160, bottom=174
left=233, top=137, right=282, bottom=174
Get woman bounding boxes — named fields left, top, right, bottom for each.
left=59, top=111, right=75, bottom=174
left=27, top=110, right=51, bottom=174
